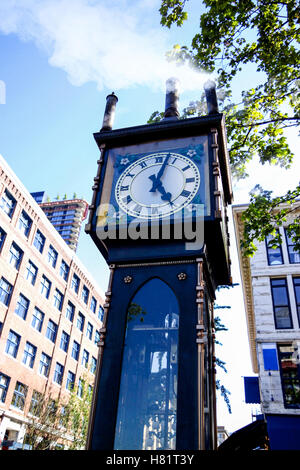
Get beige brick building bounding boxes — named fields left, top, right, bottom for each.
left=0, top=155, right=104, bottom=449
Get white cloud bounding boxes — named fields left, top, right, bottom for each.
left=0, top=0, right=210, bottom=92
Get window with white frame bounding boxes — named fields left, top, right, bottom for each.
left=39, top=352, right=51, bottom=377
left=11, top=381, right=28, bottom=410
left=48, top=245, right=58, bottom=268
left=31, top=307, right=44, bottom=332
left=5, top=329, right=21, bottom=358
left=15, top=293, right=30, bottom=320
left=0, top=277, right=13, bottom=306
left=8, top=242, right=23, bottom=270
left=0, top=189, right=16, bottom=218
left=285, top=229, right=300, bottom=264
left=22, top=341, right=37, bottom=368
left=18, top=210, right=32, bottom=237
left=0, top=373, right=10, bottom=403
left=270, top=278, right=293, bottom=329
left=26, top=260, right=38, bottom=285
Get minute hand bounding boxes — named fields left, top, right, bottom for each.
left=149, top=154, right=170, bottom=192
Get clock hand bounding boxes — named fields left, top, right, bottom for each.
left=149, top=154, right=170, bottom=192
left=155, top=180, right=173, bottom=204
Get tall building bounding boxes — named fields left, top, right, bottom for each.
left=31, top=192, right=88, bottom=252
left=233, top=202, right=300, bottom=450
left=0, top=155, right=105, bottom=449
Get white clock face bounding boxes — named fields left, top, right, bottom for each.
left=115, top=151, right=200, bottom=219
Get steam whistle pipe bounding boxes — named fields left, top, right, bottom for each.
left=100, top=92, right=118, bottom=132
left=204, top=80, right=219, bottom=115
left=163, top=77, right=180, bottom=120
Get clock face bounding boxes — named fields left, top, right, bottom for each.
left=115, top=151, right=200, bottom=220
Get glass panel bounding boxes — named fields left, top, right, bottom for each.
left=272, top=286, right=289, bottom=306
left=114, top=278, right=179, bottom=450
left=274, top=306, right=292, bottom=328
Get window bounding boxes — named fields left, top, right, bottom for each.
left=271, top=278, right=292, bottom=329
left=66, top=301, right=75, bottom=322
left=40, top=275, right=51, bottom=299
left=9, top=242, right=23, bottom=270
left=46, top=320, right=58, bottom=343
left=5, top=330, right=21, bottom=358
left=0, top=189, right=16, bottom=218
left=71, top=273, right=80, bottom=294
left=278, top=344, right=300, bottom=409
left=39, top=352, right=51, bottom=377
left=33, top=229, right=45, bottom=254
left=18, top=210, right=32, bottom=237
left=0, top=227, right=6, bottom=252
left=60, top=260, right=69, bottom=281
left=82, top=286, right=89, bottom=304
left=77, top=378, right=84, bottom=398
left=82, top=349, right=89, bottom=368
left=15, top=293, right=30, bottom=320
left=91, top=357, right=97, bottom=374
left=266, top=231, right=283, bottom=265
left=71, top=340, right=80, bottom=361
left=48, top=245, right=58, bottom=268
left=0, top=277, right=13, bottom=306
left=66, top=371, right=75, bottom=391
left=86, top=322, right=93, bottom=340
left=77, top=312, right=85, bottom=332
left=30, top=390, right=42, bottom=416
left=54, top=362, right=64, bottom=385
left=54, top=288, right=64, bottom=311
left=98, top=305, right=104, bottom=321
left=26, top=260, right=38, bottom=285
left=0, top=373, right=10, bottom=403
left=31, top=307, right=44, bottom=332
left=90, top=296, right=97, bottom=314
left=22, top=341, right=37, bottom=368
left=114, top=278, right=180, bottom=450
left=60, top=331, right=70, bottom=352
left=95, top=330, right=100, bottom=345
left=293, top=277, right=300, bottom=323
left=12, top=381, right=28, bottom=410
left=285, top=229, right=300, bottom=264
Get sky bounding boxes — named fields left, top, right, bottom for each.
left=0, top=0, right=299, bottom=435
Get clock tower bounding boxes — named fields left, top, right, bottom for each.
left=85, top=79, right=232, bottom=450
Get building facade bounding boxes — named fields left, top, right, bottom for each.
left=30, top=192, right=89, bottom=252
left=233, top=202, right=300, bottom=450
left=0, top=155, right=104, bottom=449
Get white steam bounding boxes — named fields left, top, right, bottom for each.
left=0, top=0, right=210, bottom=92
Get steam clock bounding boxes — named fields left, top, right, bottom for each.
left=85, top=79, right=232, bottom=450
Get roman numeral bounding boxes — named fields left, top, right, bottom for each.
left=182, top=165, right=191, bottom=172
left=186, top=177, right=195, bottom=183
left=181, top=189, right=191, bottom=198
left=120, top=185, right=129, bottom=191
left=126, top=173, right=135, bottom=178
left=122, top=195, right=132, bottom=204
left=139, top=161, right=147, bottom=169
left=133, top=204, right=142, bottom=214
left=155, top=156, right=163, bottom=163
left=171, top=158, right=177, bottom=165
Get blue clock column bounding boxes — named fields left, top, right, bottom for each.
left=85, top=79, right=232, bottom=451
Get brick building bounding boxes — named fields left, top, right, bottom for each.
left=0, top=155, right=104, bottom=449
left=233, top=202, right=300, bottom=450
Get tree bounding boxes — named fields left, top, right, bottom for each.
left=155, top=0, right=300, bottom=254
left=23, top=381, right=92, bottom=450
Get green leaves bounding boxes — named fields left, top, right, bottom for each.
left=157, top=0, right=300, bottom=254
left=241, top=184, right=300, bottom=257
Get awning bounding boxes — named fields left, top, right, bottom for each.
left=218, top=419, right=269, bottom=451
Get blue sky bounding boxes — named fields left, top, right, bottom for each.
left=0, top=0, right=299, bottom=434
